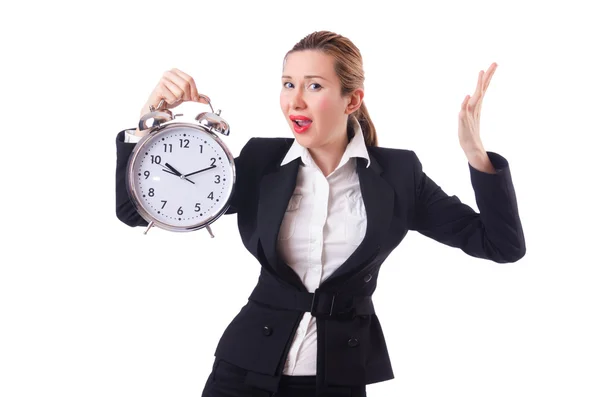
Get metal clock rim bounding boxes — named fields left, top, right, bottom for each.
left=125, top=122, right=237, bottom=233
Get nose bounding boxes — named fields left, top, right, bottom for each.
left=290, top=87, right=306, bottom=110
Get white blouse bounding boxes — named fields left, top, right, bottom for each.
left=276, top=116, right=369, bottom=375
left=122, top=117, right=370, bottom=376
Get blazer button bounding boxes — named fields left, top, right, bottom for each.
left=263, top=326, right=273, bottom=336
left=363, top=273, right=372, bottom=282
left=348, top=338, right=360, bottom=348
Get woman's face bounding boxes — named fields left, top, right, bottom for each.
left=280, top=50, right=354, bottom=149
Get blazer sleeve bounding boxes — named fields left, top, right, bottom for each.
left=223, top=137, right=256, bottom=215
left=115, top=128, right=254, bottom=227
left=409, top=150, right=526, bottom=263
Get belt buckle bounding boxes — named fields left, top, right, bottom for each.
left=310, top=289, right=356, bottom=320
left=310, top=289, right=336, bottom=318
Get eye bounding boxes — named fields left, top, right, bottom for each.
left=283, top=82, right=293, bottom=89
left=309, top=83, right=322, bottom=90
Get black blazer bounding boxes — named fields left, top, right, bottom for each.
left=115, top=129, right=525, bottom=392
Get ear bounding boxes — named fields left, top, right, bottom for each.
left=345, top=88, right=364, bottom=115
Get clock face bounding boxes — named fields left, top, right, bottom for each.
left=128, top=125, right=235, bottom=229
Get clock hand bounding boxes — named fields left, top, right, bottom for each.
left=161, top=165, right=195, bottom=184
left=165, top=162, right=196, bottom=183
left=165, top=162, right=183, bottom=176
left=184, top=165, right=217, bottom=178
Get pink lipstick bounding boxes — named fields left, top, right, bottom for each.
left=290, top=115, right=312, bottom=134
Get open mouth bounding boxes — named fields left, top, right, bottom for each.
left=290, top=116, right=313, bottom=133
left=293, top=119, right=312, bottom=127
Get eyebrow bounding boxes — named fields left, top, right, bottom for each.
left=282, top=75, right=329, bottom=81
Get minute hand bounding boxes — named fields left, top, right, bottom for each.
left=184, top=165, right=217, bottom=178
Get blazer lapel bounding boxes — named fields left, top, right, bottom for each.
left=257, top=156, right=305, bottom=289
left=321, top=154, right=394, bottom=286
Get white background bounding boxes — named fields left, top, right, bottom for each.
left=2, top=0, right=599, bottom=396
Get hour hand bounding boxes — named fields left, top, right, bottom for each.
left=165, top=163, right=183, bottom=176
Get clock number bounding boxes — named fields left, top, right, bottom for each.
left=179, top=139, right=190, bottom=148
left=151, top=155, right=161, bottom=164
left=208, top=192, right=214, bottom=200
left=210, top=157, right=216, bottom=167
left=148, top=188, right=155, bottom=197
left=195, top=203, right=201, bottom=212
left=214, top=175, right=221, bottom=184
left=177, top=206, right=183, bottom=215
left=163, top=143, right=173, bottom=153
left=161, top=200, right=167, bottom=209
left=199, top=145, right=203, bottom=153
left=144, top=171, right=150, bottom=179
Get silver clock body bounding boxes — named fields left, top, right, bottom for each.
left=125, top=122, right=236, bottom=232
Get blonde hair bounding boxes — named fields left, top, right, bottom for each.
left=283, top=31, right=378, bottom=147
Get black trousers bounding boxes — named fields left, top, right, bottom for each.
left=201, top=358, right=367, bottom=397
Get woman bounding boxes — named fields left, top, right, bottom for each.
left=115, top=31, right=526, bottom=397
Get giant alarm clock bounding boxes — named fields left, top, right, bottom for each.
left=125, top=95, right=235, bottom=237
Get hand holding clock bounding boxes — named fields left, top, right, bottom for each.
left=135, top=68, right=210, bottom=137
left=127, top=67, right=234, bottom=235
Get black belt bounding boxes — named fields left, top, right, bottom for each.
left=248, top=279, right=374, bottom=320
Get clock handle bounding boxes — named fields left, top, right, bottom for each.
left=151, top=99, right=165, bottom=112
left=152, top=95, right=215, bottom=113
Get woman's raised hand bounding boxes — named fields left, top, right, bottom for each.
left=135, top=68, right=210, bottom=136
left=458, top=62, right=497, bottom=155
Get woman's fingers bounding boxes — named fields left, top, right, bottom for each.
left=141, top=68, right=212, bottom=118
left=170, top=68, right=201, bottom=102
left=469, top=71, right=483, bottom=105
left=197, top=94, right=210, bottom=104
left=142, top=81, right=179, bottom=114
left=484, top=63, right=497, bottom=91
left=479, top=63, right=497, bottom=95
left=465, top=63, right=497, bottom=112
left=163, top=70, right=193, bottom=102
left=161, top=76, right=186, bottom=105
left=460, top=94, right=470, bottom=113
